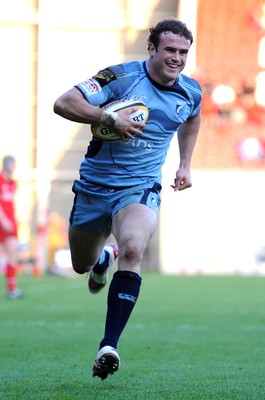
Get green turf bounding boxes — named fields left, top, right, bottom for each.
left=0, top=272, right=265, bottom=399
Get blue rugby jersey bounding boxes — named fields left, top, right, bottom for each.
left=75, top=60, right=202, bottom=188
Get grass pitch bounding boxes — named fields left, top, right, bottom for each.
left=0, top=272, right=265, bottom=399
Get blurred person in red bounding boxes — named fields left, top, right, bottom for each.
left=0, top=155, right=23, bottom=298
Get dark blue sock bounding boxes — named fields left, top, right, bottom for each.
left=92, top=249, right=110, bottom=274
left=100, top=270, right=142, bottom=349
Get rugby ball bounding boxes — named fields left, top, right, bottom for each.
left=91, top=99, right=149, bottom=141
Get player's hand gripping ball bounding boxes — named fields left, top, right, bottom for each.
left=91, top=99, right=149, bottom=141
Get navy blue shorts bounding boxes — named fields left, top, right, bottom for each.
left=69, top=179, right=162, bottom=232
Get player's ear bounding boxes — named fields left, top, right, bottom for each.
left=148, top=43, right=156, bottom=56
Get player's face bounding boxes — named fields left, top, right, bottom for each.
left=5, top=161, right=16, bottom=176
left=148, top=32, right=191, bottom=86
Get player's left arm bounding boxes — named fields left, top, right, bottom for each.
left=171, top=112, right=201, bottom=191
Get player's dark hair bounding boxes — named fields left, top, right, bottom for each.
left=148, top=19, right=193, bottom=50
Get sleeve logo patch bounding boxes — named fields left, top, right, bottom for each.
left=81, top=78, right=101, bottom=93
left=93, top=68, right=117, bottom=87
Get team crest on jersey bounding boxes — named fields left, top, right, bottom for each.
left=93, top=68, right=117, bottom=87
left=175, top=101, right=185, bottom=115
left=81, top=78, right=101, bottom=94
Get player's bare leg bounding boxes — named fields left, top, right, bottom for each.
left=92, top=204, right=157, bottom=379
left=69, top=225, right=119, bottom=293
left=68, top=226, right=111, bottom=274
left=112, top=203, right=157, bottom=274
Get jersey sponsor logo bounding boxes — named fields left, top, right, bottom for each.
left=130, top=94, right=148, bottom=104
left=175, top=101, right=186, bottom=115
left=124, top=137, right=153, bottom=151
left=81, top=78, right=101, bottom=93
left=118, top=293, right=137, bottom=303
left=93, top=68, right=117, bottom=87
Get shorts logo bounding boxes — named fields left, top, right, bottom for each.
left=151, top=196, right=157, bottom=205
left=81, top=78, right=101, bottom=93
left=118, top=293, right=137, bottom=303
left=175, top=101, right=185, bottom=115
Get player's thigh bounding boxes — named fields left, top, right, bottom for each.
left=68, top=225, right=111, bottom=273
left=112, top=203, right=157, bottom=253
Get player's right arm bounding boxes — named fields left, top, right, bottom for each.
left=53, top=87, right=144, bottom=141
left=54, top=87, right=102, bottom=124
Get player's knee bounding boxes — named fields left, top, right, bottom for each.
left=72, top=263, right=90, bottom=275
left=119, top=238, right=145, bottom=265
left=71, top=256, right=94, bottom=274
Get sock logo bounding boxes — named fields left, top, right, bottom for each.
left=118, top=293, right=136, bottom=303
